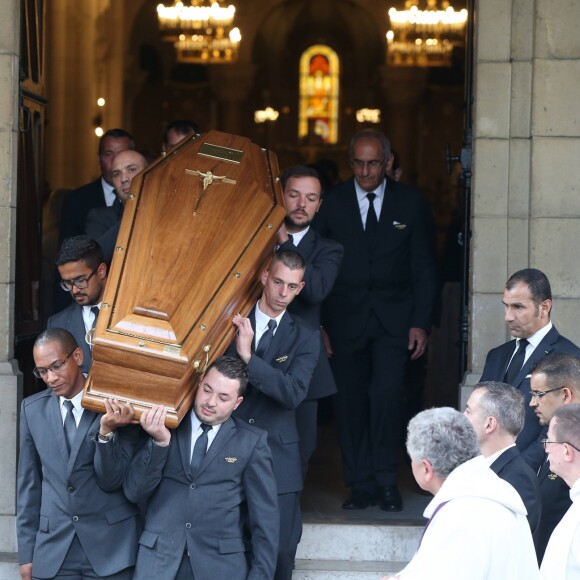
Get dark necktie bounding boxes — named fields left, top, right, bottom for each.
left=255, top=319, right=277, bottom=357
left=112, top=195, right=123, bottom=216
left=91, top=306, right=100, bottom=330
left=504, top=338, right=529, bottom=385
left=365, top=192, right=378, bottom=241
left=63, top=400, right=77, bottom=455
left=287, top=233, right=294, bottom=245
left=190, top=423, right=212, bottom=476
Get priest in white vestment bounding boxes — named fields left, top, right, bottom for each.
left=381, top=407, right=539, bottom=580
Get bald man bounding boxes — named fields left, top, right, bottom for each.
left=85, top=150, right=149, bottom=263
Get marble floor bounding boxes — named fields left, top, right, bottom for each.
left=300, top=422, right=431, bottom=526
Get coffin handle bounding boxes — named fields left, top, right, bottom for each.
left=193, top=344, right=211, bottom=374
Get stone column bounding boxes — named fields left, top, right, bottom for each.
left=209, top=63, right=256, bottom=136
left=0, top=0, right=22, bottom=573
left=378, top=66, right=428, bottom=182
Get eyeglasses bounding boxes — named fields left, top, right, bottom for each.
left=60, top=266, right=99, bottom=291
left=529, top=386, right=565, bottom=399
left=542, top=439, right=580, bottom=452
left=33, top=349, right=77, bottom=378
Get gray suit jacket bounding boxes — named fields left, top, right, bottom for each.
left=121, top=415, right=279, bottom=580
left=17, top=390, right=141, bottom=578
left=48, top=303, right=92, bottom=374
left=228, top=309, right=320, bottom=494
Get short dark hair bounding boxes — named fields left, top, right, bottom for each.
left=163, top=119, right=201, bottom=146
left=506, top=268, right=552, bottom=308
left=349, top=129, right=391, bottom=162
left=56, top=236, right=105, bottom=270
left=205, top=356, right=249, bottom=395
left=99, top=128, right=135, bottom=154
left=272, top=249, right=306, bottom=272
left=553, top=403, right=580, bottom=451
left=532, top=352, right=580, bottom=396
left=281, top=165, right=322, bottom=192
left=473, top=381, right=525, bottom=437
left=34, top=328, right=79, bottom=354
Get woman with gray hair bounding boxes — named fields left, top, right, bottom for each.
left=381, top=407, right=539, bottom=579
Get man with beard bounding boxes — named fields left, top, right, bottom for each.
left=117, top=357, right=279, bottom=580
left=276, top=165, right=343, bottom=478
left=48, top=236, right=107, bottom=374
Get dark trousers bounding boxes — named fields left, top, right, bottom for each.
left=295, top=399, right=318, bottom=481
left=331, top=314, right=408, bottom=492
left=38, top=535, right=134, bottom=579
left=275, top=491, right=301, bottom=580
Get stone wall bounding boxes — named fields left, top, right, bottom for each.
left=466, top=0, right=580, bottom=405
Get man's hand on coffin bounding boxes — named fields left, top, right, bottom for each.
left=140, top=404, right=171, bottom=447
left=277, top=223, right=290, bottom=245
left=100, top=398, right=135, bottom=435
left=232, top=313, right=254, bottom=364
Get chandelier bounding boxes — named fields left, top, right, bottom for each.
left=157, top=1, right=241, bottom=64
left=386, top=0, right=467, bottom=67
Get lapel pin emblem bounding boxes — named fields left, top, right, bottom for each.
left=393, top=221, right=406, bottom=229
left=225, top=457, right=238, bottom=463
left=548, top=473, right=558, bottom=480
left=275, top=355, right=288, bottom=362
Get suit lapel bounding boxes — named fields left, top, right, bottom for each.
left=49, top=395, right=70, bottom=464
left=263, top=311, right=294, bottom=363
left=72, top=305, right=91, bottom=366
left=67, top=410, right=98, bottom=475
left=344, top=180, right=366, bottom=241
left=489, top=446, right=517, bottom=475
left=196, top=418, right=235, bottom=478
left=176, top=412, right=194, bottom=479
left=377, top=180, right=396, bottom=234
left=537, top=457, right=552, bottom=483
left=296, top=228, right=316, bottom=260
left=511, top=327, right=560, bottom=388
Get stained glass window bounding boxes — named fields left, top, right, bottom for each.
left=299, top=45, right=339, bottom=144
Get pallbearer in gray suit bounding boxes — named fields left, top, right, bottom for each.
left=17, top=328, right=140, bottom=580
left=115, top=357, right=279, bottom=580
left=48, top=236, right=108, bottom=374
left=228, top=250, right=320, bottom=580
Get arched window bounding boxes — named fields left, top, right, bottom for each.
left=299, top=45, right=339, bottom=144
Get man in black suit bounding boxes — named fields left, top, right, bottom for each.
left=464, top=381, right=541, bottom=540
left=48, top=236, right=108, bottom=374
left=529, top=352, right=580, bottom=561
left=59, top=128, right=134, bottom=244
left=276, top=165, right=343, bottom=479
left=480, top=268, right=580, bottom=470
left=86, top=150, right=150, bottom=264
left=313, top=129, right=438, bottom=511
left=112, top=356, right=279, bottom=580
left=227, top=249, right=320, bottom=580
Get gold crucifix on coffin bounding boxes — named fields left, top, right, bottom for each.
left=185, top=168, right=237, bottom=214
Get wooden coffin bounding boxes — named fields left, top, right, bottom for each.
left=82, top=131, right=285, bottom=427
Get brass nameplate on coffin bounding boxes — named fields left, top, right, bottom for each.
left=163, top=344, right=182, bottom=356
left=198, top=143, right=244, bottom=164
